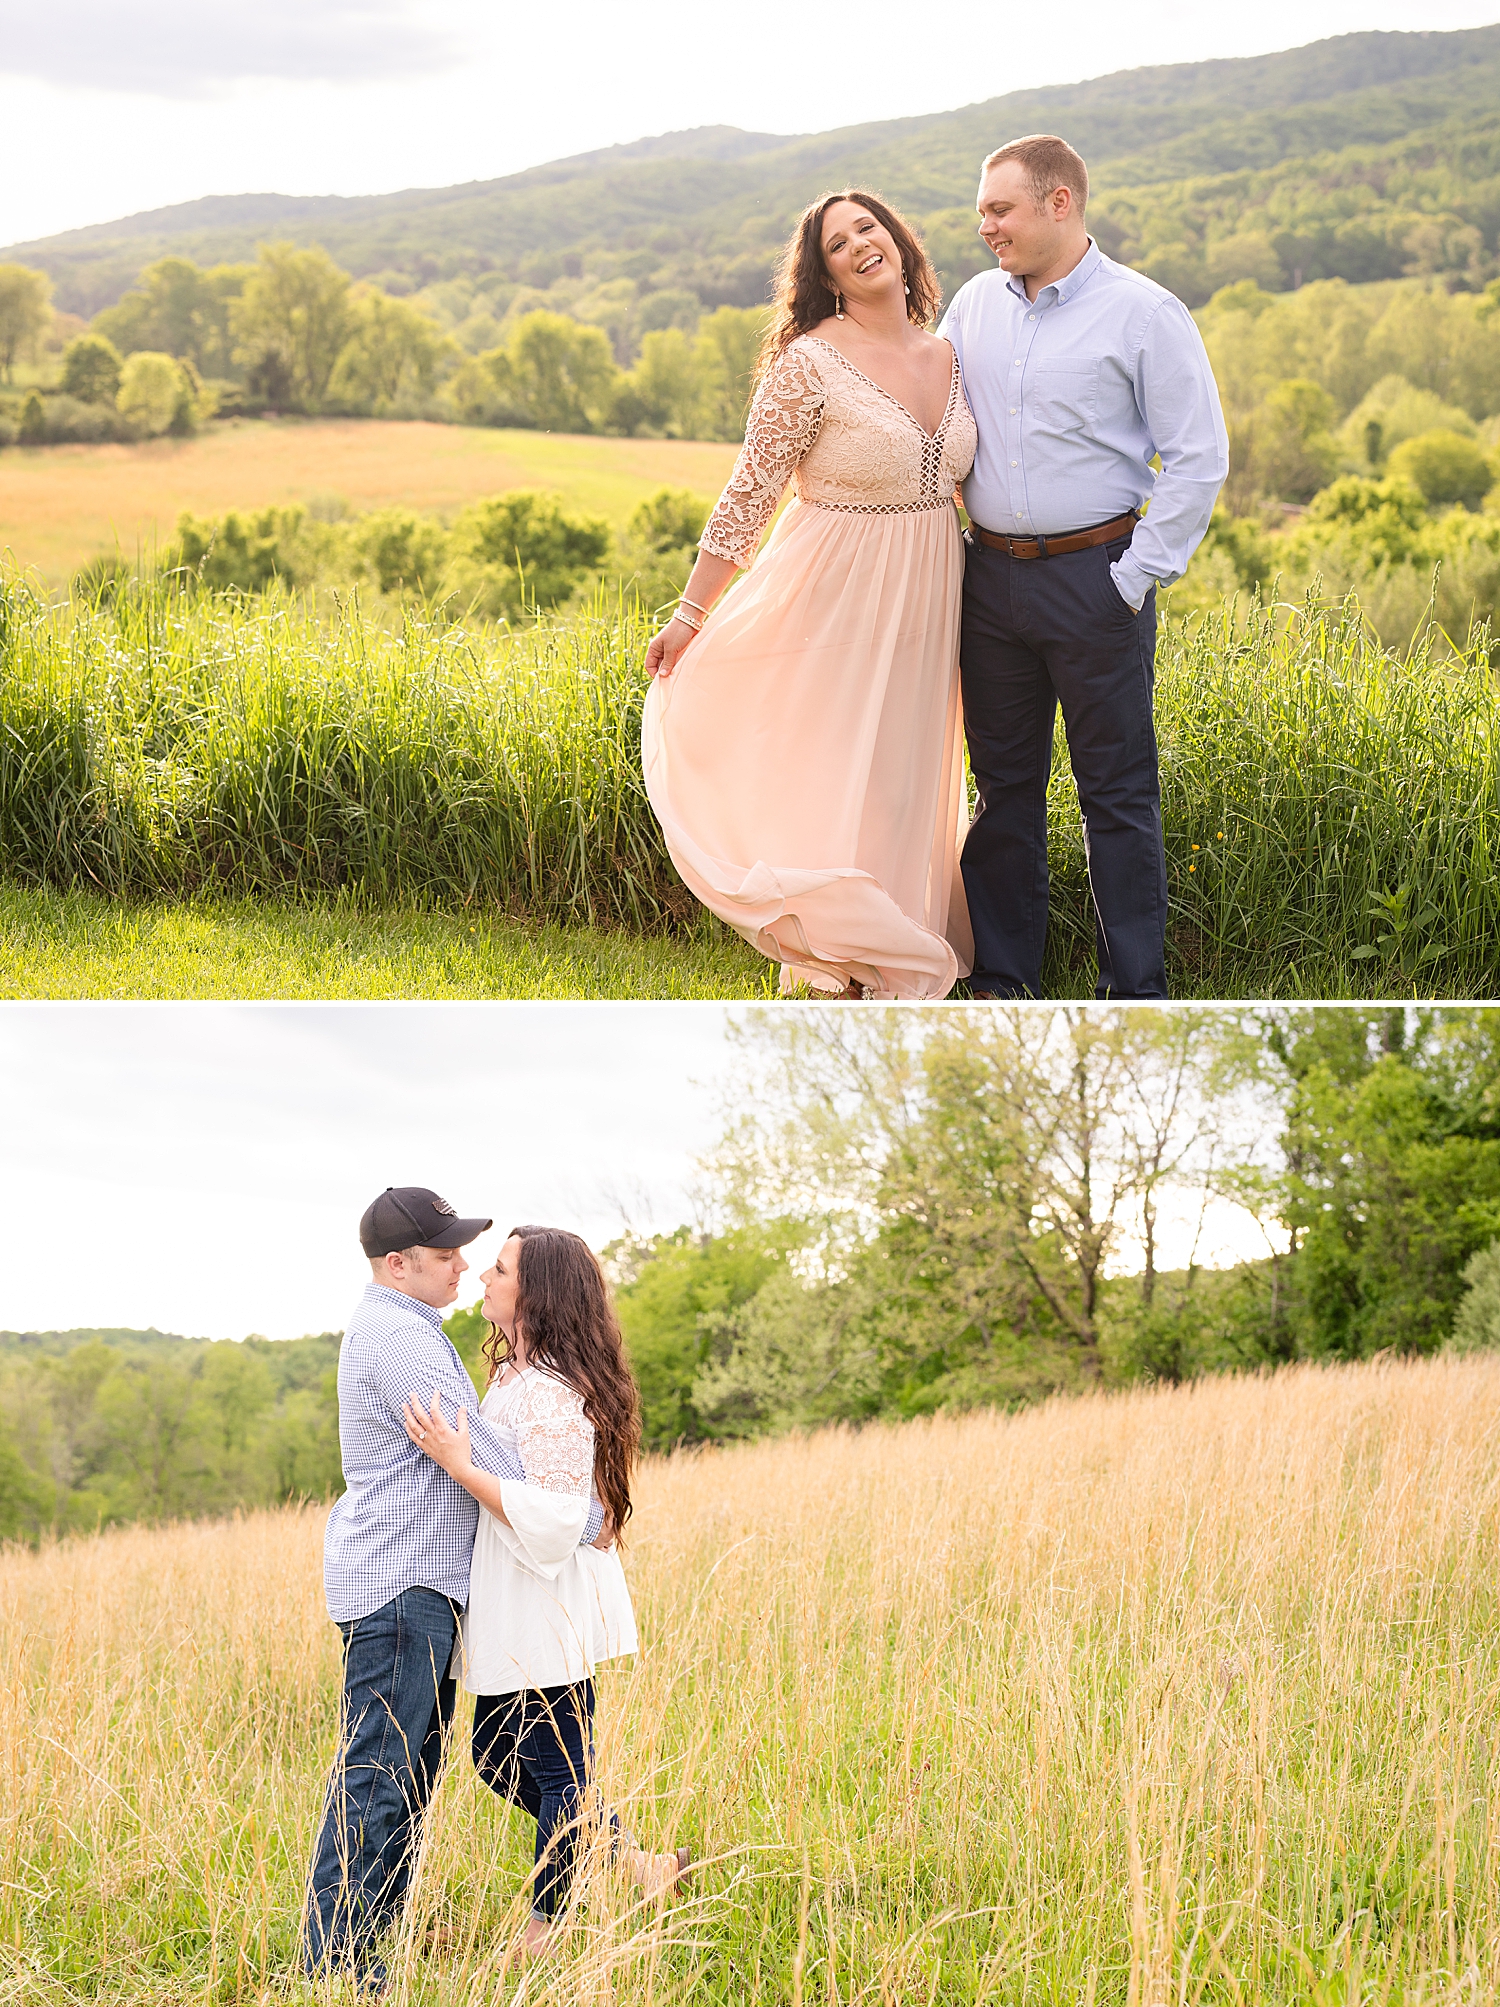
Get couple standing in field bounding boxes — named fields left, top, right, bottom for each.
left=302, top=1187, right=687, bottom=1996
left=642, top=132, right=1229, bottom=1001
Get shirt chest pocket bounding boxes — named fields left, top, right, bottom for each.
left=1028, top=359, right=1099, bottom=434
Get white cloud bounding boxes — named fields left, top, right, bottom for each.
left=3, top=1, right=1499, bottom=247
left=0, top=0, right=458, bottom=95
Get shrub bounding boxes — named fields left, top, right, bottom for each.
left=37, top=394, right=127, bottom=444
left=348, top=507, right=450, bottom=597
left=166, top=507, right=312, bottom=591
left=60, top=333, right=123, bottom=405
left=612, top=487, right=711, bottom=611
left=1449, top=1240, right=1500, bottom=1353
left=117, top=351, right=188, bottom=436
left=1385, top=428, right=1496, bottom=511
left=18, top=392, right=45, bottom=444
left=450, top=490, right=611, bottom=618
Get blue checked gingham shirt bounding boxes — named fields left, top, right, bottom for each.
left=323, top=1284, right=604, bottom=1623
left=939, top=239, right=1228, bottom=607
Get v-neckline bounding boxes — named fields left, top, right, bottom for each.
left=803, top=335, right=960, bottom=443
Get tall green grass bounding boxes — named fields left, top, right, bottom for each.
left=2, top=572, right=1497, bottom=994
left=0, top=575, right=685, bottom=932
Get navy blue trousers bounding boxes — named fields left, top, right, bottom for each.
left=959, top=529, right=1167, bottom=998
left=304, top=1588, right=459, bottom=1987
left=472, top=1681, right=609, bottom=1920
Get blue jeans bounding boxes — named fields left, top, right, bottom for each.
left=304, top=1588, right=459, bottom=1984
left=472, top=1681, right=610, bottom=1920
left=959, top=529, right=1167, bottom=999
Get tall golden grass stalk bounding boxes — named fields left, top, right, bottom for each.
left=3, top=1354, right=1498, bottom=2004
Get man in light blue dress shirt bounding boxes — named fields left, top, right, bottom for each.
left=939, top=134, right=1228, bottom=998
left=304, top=1186, right=605, bottom=1994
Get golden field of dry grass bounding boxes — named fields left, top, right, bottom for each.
left=0, top=421, right=741, bottom=582
left=4, top=1354, right=1498, bottom=2005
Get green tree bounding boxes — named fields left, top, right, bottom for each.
left=610, top=1228, right=782, bottom=1445
left=231, top=243, right=356, bottom=411
left=330, top=289, right=451, bottom=409
left=18, top=391, right=45, bottom=444
left=91, top=1356, right=215, bottom=1521
left=0, top=263, right=51, bottom=382
left=704, top=1008, right=1257, bottom=1416
left=1385, top=428, right=1496, bottom=510
left=1242, top=377, right=1340, bottom=505
left=450, top=489, right=611, bottom=618
left=117, top=351, right=190, bottom=436
left=0, top=1420, right=50, bottom=1540
left=1274, top=1012, right=1500, bottom=1357
left=691, top=306, right=765, bottom=440
left=94, top=255, right=252, bottom=377
left=60, top=332, right=123, bottom=404
left=451, top=312, right=618, bottom=432
left=627, top=328, right=701, bottom=437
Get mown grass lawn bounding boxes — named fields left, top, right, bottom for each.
left=0, top=885, right=773, bottom=1000
left=0, top=883, right=1453, bottom=1001
left=0, top=419, right=740, bottom=583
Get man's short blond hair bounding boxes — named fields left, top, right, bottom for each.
left=981, top=134, right=1089, bottom=215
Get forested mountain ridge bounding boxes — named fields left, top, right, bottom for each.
left=10, top=24, right=1500, bottom=316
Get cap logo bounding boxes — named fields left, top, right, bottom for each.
left=432, top=1196, right=457, bottom=1216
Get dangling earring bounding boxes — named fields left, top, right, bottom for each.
left=835, top=290, right=845, bottom=320
left=902, top=267, right=911, bottom=296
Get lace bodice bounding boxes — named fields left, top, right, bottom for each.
left=486, top=1367, right=594, bottom=1496
left=699, top=336, right=977, bottom=568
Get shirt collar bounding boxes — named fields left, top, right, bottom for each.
left=1005, top=237, right=1102, bottom=310
left=364, top=1282, right=445, bottom=1331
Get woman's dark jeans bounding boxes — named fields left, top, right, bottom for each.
left=472, top=1681, right=614, bottom=1920
left=303, top=1587, right=459, bottom=1986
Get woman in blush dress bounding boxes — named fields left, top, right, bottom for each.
left=403, top=1226, right=689, bottom=1960
left=641, top=188, right=977, bottom=999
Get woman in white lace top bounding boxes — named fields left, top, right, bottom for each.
left=403, top=1226, right=688, bottom=1958
left=642, top=188, right=977, bottom=999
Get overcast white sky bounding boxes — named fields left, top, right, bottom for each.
left=0, top=1004, right=1282, bottom=1345
left=0, top=1003, right=735, bottom=1341
left=1, top=0, right=1497, bottom=248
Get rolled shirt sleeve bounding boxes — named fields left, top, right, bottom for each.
left=325, top=1284, right=603, bottom=1623
left=369, top=1324, right=602, bottom=1543
left=1110, top=297, right=1229, bottom=609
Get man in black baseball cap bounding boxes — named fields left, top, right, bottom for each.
left=359, top=1185, right=494, bottom=1261
left=304, top=1186, right=606, bottom=1994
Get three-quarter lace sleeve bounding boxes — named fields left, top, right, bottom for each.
left=698, top=343, right=826, bottom=567
left=514, top=1372, right=594, bottom=1496
left=495, top=1372, right=594, bottom=1577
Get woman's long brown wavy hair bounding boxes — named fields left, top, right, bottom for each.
left=483, top=1225, right=641, bottom=1538
left=758, top=188, right=942, bottom=381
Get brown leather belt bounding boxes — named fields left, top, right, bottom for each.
left=971, top=510, right=1139, bottom=559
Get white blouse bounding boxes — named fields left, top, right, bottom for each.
left=457, top=1365, right=638, bottom=1697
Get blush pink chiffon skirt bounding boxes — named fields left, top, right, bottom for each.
left=642, top=497, right=974, bottom=1000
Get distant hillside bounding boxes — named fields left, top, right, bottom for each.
left=0, top=1325, right=341, bottom=1369
left=10, top=24, right=1500, bottom=316
left=0, top=1325, right=206, bottom=1357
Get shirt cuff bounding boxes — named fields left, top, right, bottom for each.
left=1110, top=555, right=1151, bottom=611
